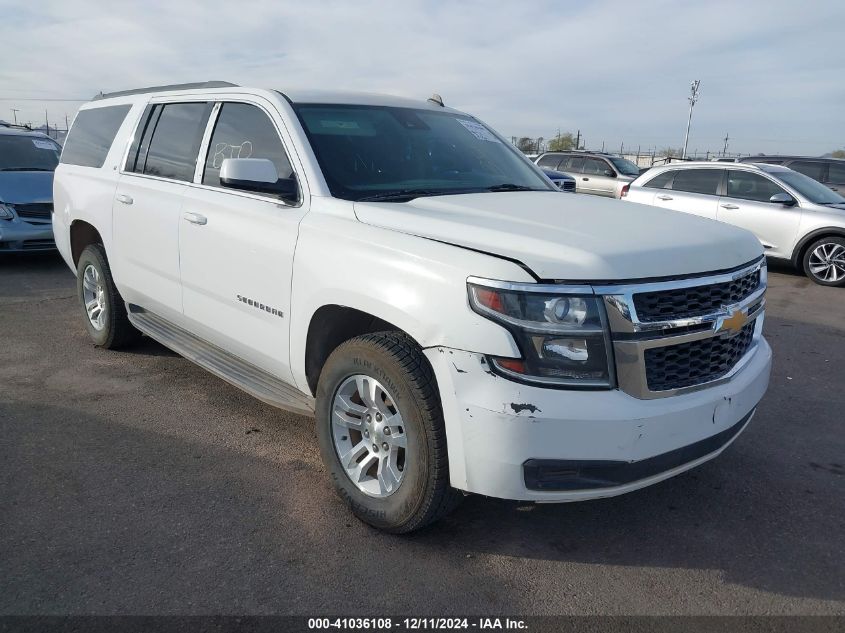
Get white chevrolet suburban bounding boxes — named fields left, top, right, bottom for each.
left=53, top=82, right=772, bottom=532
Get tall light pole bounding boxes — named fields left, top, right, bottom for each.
left=11, top=108, right=19, bottom=124
left=681, top=80, right=701, bottom=159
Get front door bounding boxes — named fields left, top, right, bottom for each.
left=178, top=100, right=308, bottom=383
left=718, top=170, right=803, bottom=258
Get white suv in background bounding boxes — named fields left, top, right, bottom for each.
left=53, top=82, right=771, bottom=532
left=624, top=162, right=845, bottom=286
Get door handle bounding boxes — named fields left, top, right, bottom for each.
left=115, top=194, right=133, bottom=205
left=720, top=204, right=739, bottom=210
left=183, top=212, right=207, bottom=225
left=582, top=177, right=589, bottom=181
left=656, top=195, right=673, bottom=201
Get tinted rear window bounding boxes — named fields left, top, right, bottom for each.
left=61, top=105, right=131, bottom=168
left=643, top=170, right=674, bottom=189
left=671, top=169, right=723, bottom=195
left=142, top=103, right=211, bottom=182
left=828, top=162, right=845, bottom=183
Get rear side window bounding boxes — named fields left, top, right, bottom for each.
left=788, top=161, right=826, bottom=182
left=60, top=104, right=131, bottom=168
left=671, top=169, right=723, bottom=195
left=202, top=103, right=293, bottom=190
left=726, top=171, right=785, bottom=202
left=537, top=154, right=561, bottom=169
left=644, top=170, right=675, bottom=189
left=142, top=103, right=212, bottom=182
left=828, top=163, right=845, bottom=183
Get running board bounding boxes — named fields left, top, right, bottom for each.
left=127, top=306, right=315, bottom=417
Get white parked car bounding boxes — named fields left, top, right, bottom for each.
left=623, top=162, right=845, bottom=286
left=53, top=82, right=771, bottom=532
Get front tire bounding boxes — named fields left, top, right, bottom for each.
left=315, top=332, right=462, bottom=533
left=802, top=236, right=845, bottom=287
left=76, top=244, right=141, bottom=349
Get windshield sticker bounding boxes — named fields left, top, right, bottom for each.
left=320, top=120, right=360, bottom=130
left=457, top=119, right=500, bottom=143
left=32, top=139, right=57, bottom=151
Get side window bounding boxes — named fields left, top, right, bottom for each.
left=555, top=156, right=571, bottom=170
left=537, top=154, right=561, bottom=169
left=141, top=103, right=212, bottom=182
left=671, top=169, right=723, bottom=195
left=644, top=170, right=675, bottom=189
left=202, top=103, right=294, bottom=190
left=60, top=104, right=131, bottom=168
left=726, top=171, right=785, bottom=202
left=582, top=158, right=606, bottom=175
left=828, top=163, right=845, bottom=184
left=788, top=161, right=826, bottom=182
left=567, top=157, right=585, bottom=173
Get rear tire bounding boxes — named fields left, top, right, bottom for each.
left=315, top=331, right=462, bottom=533
left=802, top=236, right=845, bottom=287
left=76, top=244, right=141, bottom=349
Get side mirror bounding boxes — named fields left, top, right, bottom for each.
left=769, top=192, right=796, bottom=206
left=604, top=169, right=616, bottom=177
left=220, top=158, right=298, bottom=202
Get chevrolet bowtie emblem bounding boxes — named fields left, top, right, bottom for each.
left=715, top=308, right=748, bottom=337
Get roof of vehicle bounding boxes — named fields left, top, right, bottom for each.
left=641, top=161, right=793, bottom=174
left=88, top=81, right=464, bottom=113
left=739, top=155, right=845, bottom=163
left=0, top=125, right=54, bottom=139
left=538, top=150, right=616, bottom=157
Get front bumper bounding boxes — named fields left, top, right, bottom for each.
left=0, top=218, right=55, bottom=252
left=425, top=337, right=771, bottom=502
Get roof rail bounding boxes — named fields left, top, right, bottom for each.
left=92, top=81, right=238, bottom=101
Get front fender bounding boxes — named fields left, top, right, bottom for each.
left=288, top=203, right=532, bottom=392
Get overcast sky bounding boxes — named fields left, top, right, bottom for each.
left=1, top=0, right=843, bottom=156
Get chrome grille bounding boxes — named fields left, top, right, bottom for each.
left=13, top=203, right=53, bottom=220
left=561, top=180, right=576, bottom=192
left=597, top=258, right=767, bottom=399
left=644, top=319, right=756, bottom=391
left=633, top=268, right=760, bottom=322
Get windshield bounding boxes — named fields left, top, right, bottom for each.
left=293, top=104, right=553, bottom=201
left=776, top=169, right=844, bottom=205
left=0, top=134, right=61, bottom=171
left=609, top=156, right=641, bottom=176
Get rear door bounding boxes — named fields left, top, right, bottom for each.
left=178, top=98, right=309, bottom=383
left=718, top=170, right=803, bottom=258
left=652, top=168, right=722, bottom=219
left=580, top=157, right=616, bottom=196
left=113, top=101, right=212, bottom=320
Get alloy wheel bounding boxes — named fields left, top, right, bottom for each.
left=808, top=242, right=845, bottom=283
left=82, top=264, right=107, bottom=331
left=331, top=374, right=407, bottom=497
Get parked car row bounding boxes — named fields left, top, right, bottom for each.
left=534, top=150, right=641, bottom=197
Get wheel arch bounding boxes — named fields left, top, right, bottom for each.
left=792, top=227, right=845, bottom=267
left=70, top=220, right=104, bottom=267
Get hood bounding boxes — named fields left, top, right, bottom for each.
left=0, top=171, right=54, bottom=204
left=354, top=191, right=762, bottom=281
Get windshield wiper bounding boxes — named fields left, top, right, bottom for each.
left=357, top=189, right=464, bottom=202
left=0, top=167, right=55, bottom=172
left=485, top=183, right=539, bottom=192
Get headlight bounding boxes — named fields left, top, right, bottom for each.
left=0, top=204, right=14, bottom=220
left=467, top=279, right=614, bottom=387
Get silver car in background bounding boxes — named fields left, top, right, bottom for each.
left=624, top=162, right=845, bottom=286
left=535, top=151, right=640, bottom=197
